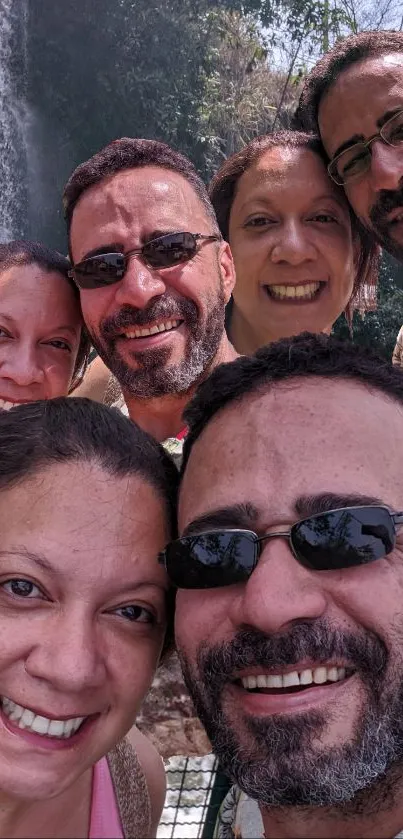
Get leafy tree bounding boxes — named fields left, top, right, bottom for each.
left=333, top=254, right=403, bottom=360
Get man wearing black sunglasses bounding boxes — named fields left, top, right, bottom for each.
left=296, top=30, right=403, bottom=262
left=170, top=333, right=403, bottom=838
left=63, top=138, right=237, bottom=444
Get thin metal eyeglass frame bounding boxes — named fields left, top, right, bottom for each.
left=160, top=505, right=403, bottom=577
left=68, top=232, right=220, bottom=284
left=328, top=109, right=403, bottom=186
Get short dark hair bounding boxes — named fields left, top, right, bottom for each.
left=296, top=30, right=403, bottom=134
left=182, top=332, right=403, bottom=470
left=0, top=397, right=179, bottom=657
left=0, top=239, right=91, bottom=390
left=209, top=130, right=379, bottom=319
left=63, top=137, right=220, bottom=247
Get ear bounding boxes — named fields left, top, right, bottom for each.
left=218, top=240, right=236, bottom=304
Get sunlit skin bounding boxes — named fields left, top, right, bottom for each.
left=227, top=147, right=356, bottom=354
left=175, top=379, right=403, bottom=838
left=0, top=460, right=169, bottom=837
left=0, top=265, right=82, bottom=405
left=319, top=54, right=403, bottom=257
left=70, top=167, right=236, bottom=440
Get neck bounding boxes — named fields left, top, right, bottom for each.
left=0, top=769, right=91, bottom=839
left=123, top=335, right=238, bottom=442
left=228, top=304, right=332, bottom=355
left=261, top=777, right=403, bottom=839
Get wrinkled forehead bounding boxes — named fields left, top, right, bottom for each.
left=179, top=378, right=403, bottom=530
left=70, top=166, right=210, bottom=260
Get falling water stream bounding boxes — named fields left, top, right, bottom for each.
left=0, top=0, right=29, bottom=240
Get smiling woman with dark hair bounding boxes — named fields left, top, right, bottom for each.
left=0, top=397, right=178, bottom=838
left=209, top=131, right=380, bottom=355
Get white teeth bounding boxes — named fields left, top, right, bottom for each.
left=31, top=715, right=50, bottom=735
left=0, top=399, right=19, bottom=411
left=282, top=671, right=300, bottom=688
left=241, top=664, right=348, bottom=691
left=123, top=319, right=181, bottom=339
left=327, top=666, right=339, bottom=682
left=313, top=666, right=327, bottom=684
left=1, top=697, right=86, bottom=739
left=268, top=282, right=321, bottom=301
left=267, top=674, right=283, bottom=689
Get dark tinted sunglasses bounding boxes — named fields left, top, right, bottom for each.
left=159, top=505, right=403, bottom=589
left=69, top=231, right=220, bottom=290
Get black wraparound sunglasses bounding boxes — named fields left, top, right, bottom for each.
left=69, top=231, right=220, bottom=290
left=159, top=505, right=403, bottom=589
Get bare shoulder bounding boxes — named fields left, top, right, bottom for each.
left=126, top=726, right=166, bottom=835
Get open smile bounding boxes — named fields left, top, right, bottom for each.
left=119, top=318, right=183, bottom=340
left=231, top=662, right=355, bottom=714
left=264, top=281, right=325, bottom=303
left=1, top=696, right=96, bottom=741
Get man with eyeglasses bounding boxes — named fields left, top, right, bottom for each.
left=165, top=332, right=403, bottom=838
left=296, top=30, right=403, bottom=262
left=63, top=138, right=237, bottom=446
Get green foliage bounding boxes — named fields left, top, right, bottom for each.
left=333, top=254, right=403, bottom=360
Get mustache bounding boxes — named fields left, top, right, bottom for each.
left=199, top=623, right=388, bottom=690
left=100, top=297, right=198, bottom=339
left=370, top=185, right=403, bottom=228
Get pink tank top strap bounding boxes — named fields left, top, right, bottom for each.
left=89, top=755, right=124, bottom=839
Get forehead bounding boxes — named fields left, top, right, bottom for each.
left=232, top=147, right=340, bottom=209
left=0, top=460, right=169, bottom=575
left=70, top=166, right=209, bottom=259
left=319, top=54, right=403, bottom=152
left=0, top=265, right=78, bottom=322
left=179, top=379, right=403, bottom=529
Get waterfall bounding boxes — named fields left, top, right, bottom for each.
left=0, top=0, right=29, bottom=241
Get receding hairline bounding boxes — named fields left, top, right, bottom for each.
left=319, top=50, right=403, bottom=112
left=71, top=163, right=216, bottom=217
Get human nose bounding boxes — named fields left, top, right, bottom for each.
left=368, top=141, right=403, bottom=193
left=25, top=611, right=106, bottom=693
left=1, top=341, right=45, bottom=386
left=229, top=538, right=328, bottom=635
left=270, top=220, right=317, bottom=265
left=113, top=253, right=168, bottom=309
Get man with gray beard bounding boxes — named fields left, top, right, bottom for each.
left=63, top=138, right=237, bottom=447
left=161, top=333, right=403, bottom=838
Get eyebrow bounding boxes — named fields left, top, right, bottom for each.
left=294, top=493, right=386, bottom=518
left=0, top=549, right=55, bottom=573
left=81, top=243, right=124, bottom=261
left=332, top=107, right=403, bottom=159
left=80, top=230, right=183, bottom=262
left=182, top=493, right=387, bottom=536
left=182, top=503, right=260, bottom=536
left=0, top=314, right=79, bottom=338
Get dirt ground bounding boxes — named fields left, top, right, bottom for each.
left=137, top=652, right=211, bottom=759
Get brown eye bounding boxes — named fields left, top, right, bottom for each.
left=113, top=604, right=155, bottom=624
left=3, top=579, right=41, bottom=598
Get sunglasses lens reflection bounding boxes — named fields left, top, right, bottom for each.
left=292, top=506, right=394, bottom=570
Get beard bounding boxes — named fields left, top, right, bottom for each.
left=369, top=185, right=403, bottom=261
left=178, top=621, right=403, bottom=810
left=88, top=285, right=226, bottom=399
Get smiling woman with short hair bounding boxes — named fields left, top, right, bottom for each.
left=0, top=397, right=178, bottom=838
left=209, top=131, right=380, bottom=355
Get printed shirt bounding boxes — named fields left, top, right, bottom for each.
left=214, top=786, right=403, bottom=839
